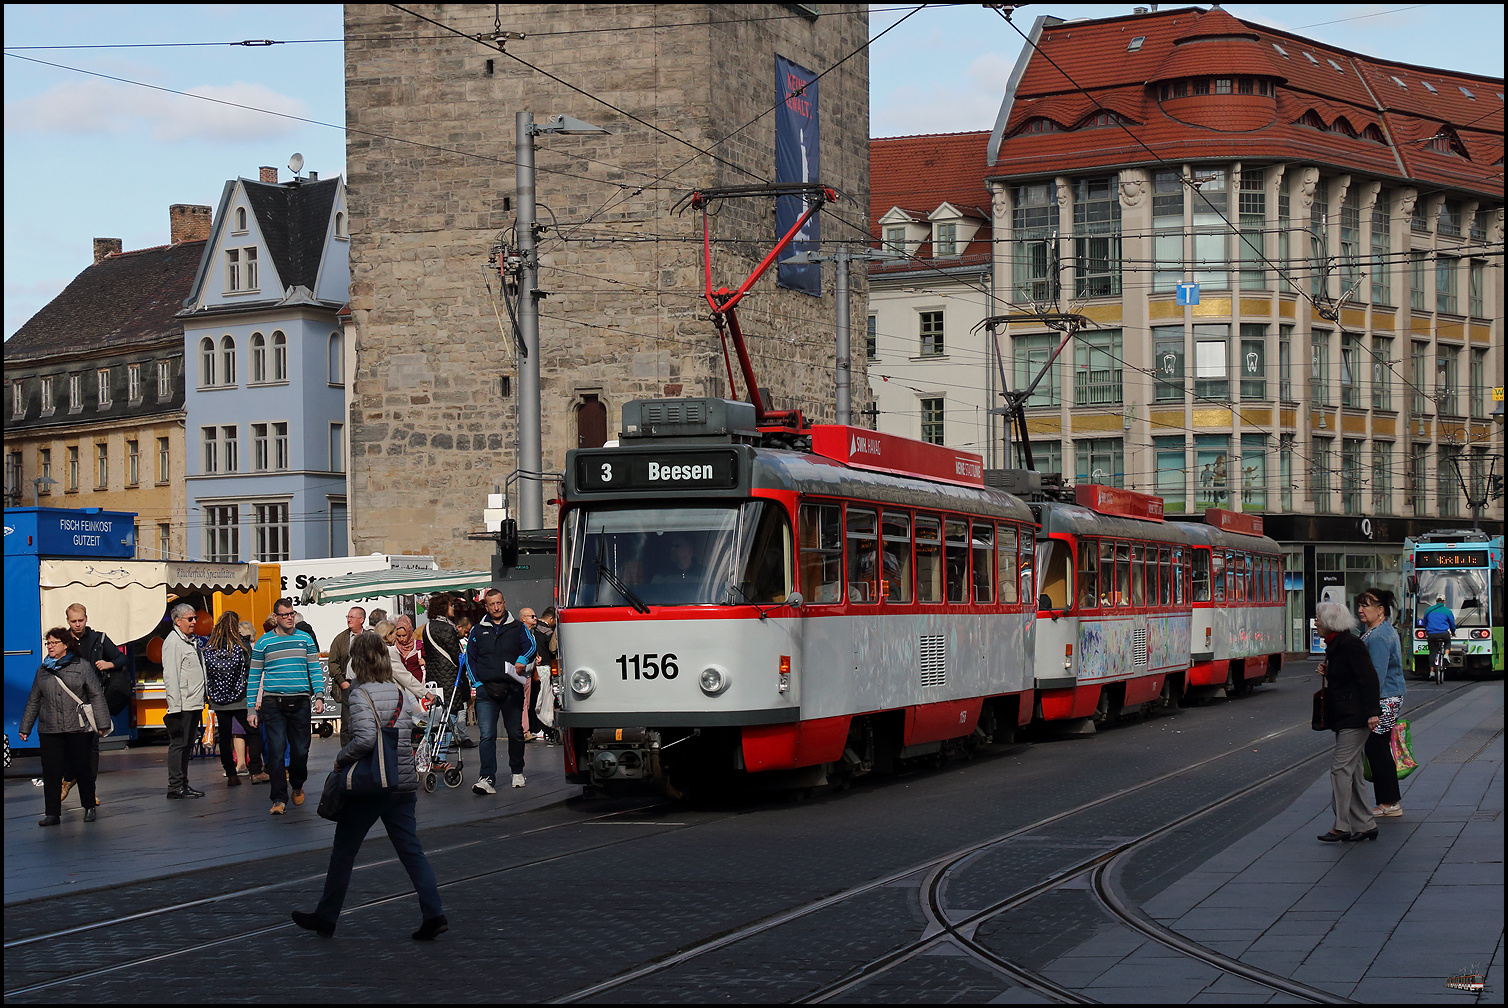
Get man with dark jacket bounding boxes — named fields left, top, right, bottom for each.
left=63, top=603, right=126, bottom=805
left=466, top=589, right=536, bottom=793
left=327, top=607, right=366, bottom=745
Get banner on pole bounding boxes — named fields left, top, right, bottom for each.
left=775, top=55, right=820, bottom=295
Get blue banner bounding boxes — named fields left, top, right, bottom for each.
left=775, top=55, right=820, bottom=295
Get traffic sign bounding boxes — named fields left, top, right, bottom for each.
left=1176, top=282, right=1200, bottom=305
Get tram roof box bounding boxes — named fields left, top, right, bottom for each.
left=984, top=468, right=1044, bottom=495
left=621, top=398, right=760, bottom=443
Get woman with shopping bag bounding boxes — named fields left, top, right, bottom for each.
left=292, top=631, right=446, bottom=940
left=1357, top=589, right=1407, bottom=817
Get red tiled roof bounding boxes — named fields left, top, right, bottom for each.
left=869, top=131, right=994, bottom=263
left=991, top=6, right=1501, bottom=197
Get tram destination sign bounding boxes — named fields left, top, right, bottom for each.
left=1415, top=550, right=1488, bottom=569
left=575, top=450, right=739, bottom=493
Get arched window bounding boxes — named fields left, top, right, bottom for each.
left=334, top=211, right=346, bottom=238
left=272, top=331, right=288, bottom=382
left=251, top=333, right=266, bottom=383
left=328, top=331, right=344, bottom=385
left=199, top=337, right=216, bottom=387
left=220, top=335, right=236, bottom=386
left=234, top=207, right=247, bottom=232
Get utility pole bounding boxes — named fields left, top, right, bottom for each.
left=785, top=245, right=891, bottom=426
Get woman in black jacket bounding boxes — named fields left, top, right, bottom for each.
left=19, top=628, right=111, bottom=826
left=422, top=594, right=470, bottom=747
left=1314, top=602, right=1383, bottom=842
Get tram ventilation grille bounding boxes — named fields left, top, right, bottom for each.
left=1133, top=627, right=1149, bottom=666
left=643, top=401, right=705, bottom=426
left=920, top=635, right=947, bottom=687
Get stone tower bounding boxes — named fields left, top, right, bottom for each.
left=343, top=4, right=871, bottom=566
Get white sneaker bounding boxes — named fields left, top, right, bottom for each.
left=472, top=776, right=496, bottom=795
left=511, top=773, right=526, bottom=788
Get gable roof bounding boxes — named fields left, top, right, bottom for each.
left=5, top=241, right=205, bottom=362
left=869, top=131, right=994, bottom=272
left=241, top=175, right=340, bottom=291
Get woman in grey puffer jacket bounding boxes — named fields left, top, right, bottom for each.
left=292, top=632, right=446, bottom=941
left=20, top=627, right=111, bottom=826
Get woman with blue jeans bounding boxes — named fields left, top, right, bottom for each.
left=292, top=632, right=446, bottom=940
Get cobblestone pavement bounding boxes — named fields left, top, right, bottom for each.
left=4, top=669, right=1500, bottom=1004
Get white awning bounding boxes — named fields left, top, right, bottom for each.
left=299, top=567, right=495, bottom=605
left=37, top=559, right=260, bottom=645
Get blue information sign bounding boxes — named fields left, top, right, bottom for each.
left=1176, top=282, right=1200, bottom=305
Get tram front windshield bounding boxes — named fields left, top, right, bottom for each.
left=562, top=501, right=792, bottom=608
left=1415, top=568, right=1490, bottom=628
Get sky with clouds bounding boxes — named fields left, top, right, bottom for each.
left=4, top=4, right=1503, bottom=339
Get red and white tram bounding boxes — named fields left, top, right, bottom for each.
left=556, top=399, right=1037, bottom=794
left=1174, top=510, right=1286, bottom=696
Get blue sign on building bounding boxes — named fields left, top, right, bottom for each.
left=4, top=507, right=137, bottom=559
left=1176, top=282, right=1200, bottom=306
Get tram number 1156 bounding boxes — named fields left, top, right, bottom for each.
left=617, top=653, right=680, bottom=680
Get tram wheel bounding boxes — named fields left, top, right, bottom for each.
left=444, top=767, right=464, bottom=788
left=424, top=772, right=437, bottom=792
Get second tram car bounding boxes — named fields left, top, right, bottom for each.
left=1175, top=510, right=1287, bottom=696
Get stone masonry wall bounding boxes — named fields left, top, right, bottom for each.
left=344, top=4, right=871, bottom=567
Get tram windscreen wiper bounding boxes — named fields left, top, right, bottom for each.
left=595, top=559, right=650, bottom=614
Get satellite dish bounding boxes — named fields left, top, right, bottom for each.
left=288, top=153, right=305, bottom=175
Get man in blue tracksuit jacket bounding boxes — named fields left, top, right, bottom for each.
left=1422, top=594, right=1456, bottom=670
left=466, top=588, right=536, bottom=793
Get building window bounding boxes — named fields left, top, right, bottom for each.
left=66, top=446, right=79, bottom=491
left=4, top=452, right=22, bottom=504
left=95, top=368, right=112, bottom=408
left=200, top=337, right=217, bottom=387
left=1470, top=349, right=1487, bottom=419
left=1074, top=330, right=1123, bottom=406
left=157, top=359, right=171, bottom=401
left=204, top=505, right=239, bottom=563
left=158, top=437, right=171, bottom=483
left=1311, top=438, right=1332, bottom=513
left=1411, top=201, right=1430, bottom=233
left=885, top=226, right=906, bottom=256
left=222, top=425, right=239, bottom=472
left=1028, top=441, right=1063, bottom=476
left=1339, top=188, right=1361, bottom=292
left=1238, top=170, right=1265, bottom=289
left=1406, top=443, right=1428, bottom=515
left=226, top=248, right=240, bottom=291
left=1438, top=199, right=1462, bottom=237
left=1436, top=347, right=1459, bottom=415
left=127, top=440, right=140, bottom=486
left=1436, top=256, right=1458, bottom=314
left=1193, top=325, right=1228, bottom=400
left=1014, top=333, right=1061, bottom=407
left=1152, top=171, right=1184, bottom=293
left=919, top=398, right=944, bottom=445
left=1277, top=180, right=1293, bottom=292
left=866, top=316, right=877, bottom=360
left=158, top=523, right=172, bottom=559
left=220, top=336, right=237, bottom=386
left=934, top=222, right=957, bottom=257
left=1278, top=326, right=1294, bottom=402
left=254, top=503, right=291, bottom=562
left=69, top=373, right=82, bottom=412
left=335, top=211, right=347, bottom=238
left=1153, top=325, right=1184, bottom=402
left=272, top=332, right=288, bottom=381
left=251, top=333, right=267, bottom=382
left=1013, top=182, right=1057, bottom=302
left=10, top=381, right=21, bottom=418
left=1239, top=324, right=1267, bottom=400
left=1372, top=337, right=1393, bottom=410
left=1409, top=251, right=1427, bottom=310
left=1073, top=176, right=1121, bottom=298
left=330, top=423, right=344, bottom=473
left=1311, top=331, right=1331, bottom=407
left=1372, top=442, right=1393, bottom=514
left=1370, top=190, right=1392, bottom=305
left=328, top=332, right=344, bottom=385
left=246, top=247, right=259, bottom=289
left=1308, top=176, right=1329, bottom=300
left=234, top=207, right=247, bottom=233
left=1340, top=438, right=1363, bottom=513
left=94, top=443, right=108, bottom=489
left=919, top=311, right=944, bottom=356
left=1410, top=341, right=1429, bottom=415
left=127, top=364, right=141, bottom=402
left=1240, top=434, right=1268, bottom=510
left=1195, top=435, right=1231, bottom=507
left=1154, top=436, right=1186, bottom=513
left=1075, top=438, right=1124, bottom=488
left=202, top=427, right=218, bottom=473
left=330, top=500, right=349, bottom=555
left=1191, top=169, right=1228, bottom=290
left=1280, top=434, right=1294, bottom=512
left=274, top=422, right=290, bottom=470
left=40, top=376, right=54, bottom=416
left=1469, top=260, right=1485, bottom=318
left=253, top=423, right=269, bottom=471
left=39, top=449, right=51, bottom=494
left=1340, top=334, right=1361, bottom=408
left=1437, top=445, right=1460, bottom=517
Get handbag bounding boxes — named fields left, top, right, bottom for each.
left=316, top=770, right=346, bottom=821
left=54, top=674, right=98, bottom=733
left=342, top=691, right=404, bottom=793
left=1311, top=688, right=1328, bottom=731
left=1391, top=719, right=1418, bottom=779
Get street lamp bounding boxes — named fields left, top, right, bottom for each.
left=782, top=246, right=893, bottom=426
left=31, top=474, right=57, bottom=507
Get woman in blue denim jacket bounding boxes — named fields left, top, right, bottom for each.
left=1358, top=589, right=1405, bottom=818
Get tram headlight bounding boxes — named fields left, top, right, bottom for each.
left=570, top=668, right=596, bottom=698
left=699, top=666, right=731, bottom=696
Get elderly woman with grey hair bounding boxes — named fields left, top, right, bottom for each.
left=1314, top=601, right=1382, bottom=842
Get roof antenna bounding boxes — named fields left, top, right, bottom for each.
left=288, top=153, right=304, bottom=179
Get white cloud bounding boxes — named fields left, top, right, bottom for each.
left=872, top=52, right=1014, bottom=138
left=5, top=78, right=309, bottom=142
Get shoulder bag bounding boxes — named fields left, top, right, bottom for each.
left=53, top=673, right=101, bottom=734
left=316, top=770, right=346, bottom=821
left=342, top=691, right=405, bottom=793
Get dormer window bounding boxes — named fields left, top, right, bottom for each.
left=1022, top=117, right=1061, bottom=134
left=885, top=226, right=907, bottom=255
left=934, top=222, right=957, bottom=257
left=1362, top=124, right=1387, bottom=143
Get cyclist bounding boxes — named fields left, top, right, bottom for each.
left=1421, top=593, right=1456, bottom=679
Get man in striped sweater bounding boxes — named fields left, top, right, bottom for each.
left=247, top=598, right=325, bottom=815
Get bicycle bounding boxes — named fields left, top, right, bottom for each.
left=1429, top=636, right=1450, bottom=685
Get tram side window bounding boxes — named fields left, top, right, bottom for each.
left=1116, top=541, right=1132, bottom=607
left=846, top=507, right=879, bottom=604
left=972, top=523, right=994, bottom=604
left=1267, top=556, right=1276, bottom=602
left=1100, top=541, right=1116, bottom=606
left=1173, top=547, right=1186, bottom=605
left=997, top=524, right=1020, bottom=604
left=1132, top=544, right=1146, bottom=607
left=945, top=519, right=969, bottom=603
left=1020, top=527, right=1035, bottom=602
left=1193, top=548, right=1211, bottom=602
left=916, top=515, right=943, bottom=603
left=1210, top=550, right=1226, bottom=603
left=882, top=511, right=912, bottom=603
left=742, top=501, right=794, bottom=603
left=1160, top=547, right=1172, bottom=606
left=799, top=503, right=843, bottom=605
left=1038, top=536, right=1073, bottom=610
left=1079, top=537, right=1099, bottom=609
